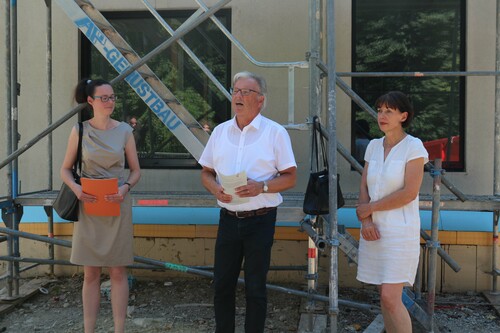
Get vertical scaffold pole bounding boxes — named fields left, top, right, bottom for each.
left=493, top=0, right=500, bottom=292
left=9, top=0, right=20, bottom=296
left=3, top=0, right=14, bottom=301
left=493, top=211, right=499, bottom=293
left=326, top=0, right=339, bottom=332
left=495, top=0, right=500, bottom=196
left=306, top=0, right=322, bottom=329
left=45, top=0, right=55, bottom=276
left=427, top=159, right=442, bottom=330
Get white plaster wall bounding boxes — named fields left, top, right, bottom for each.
left=459, top=0, right=497, bottom=195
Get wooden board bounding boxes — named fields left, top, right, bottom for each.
left=482, top=291, right=500, bottom=317
left=0, top=278, right=54, bottom=316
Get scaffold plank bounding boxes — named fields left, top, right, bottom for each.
left=0, top=278, right=53, bottom=316
left=482, top=291, right=500, bottom=317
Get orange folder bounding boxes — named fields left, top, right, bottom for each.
left=81, top=178, right=120, bottom=217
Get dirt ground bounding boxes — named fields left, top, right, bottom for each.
left=0, top=275, right=499, bottom=333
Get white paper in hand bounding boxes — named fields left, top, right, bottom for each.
left=219, top=171, right=249, bottom=205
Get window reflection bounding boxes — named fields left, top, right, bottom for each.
left=352, top=0, right=464, bottom=170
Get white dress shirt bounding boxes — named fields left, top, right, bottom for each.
left=199, top=114, right=297, bottom=211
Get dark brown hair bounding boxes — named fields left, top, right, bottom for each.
left=374, top=91, right=414, bottom=128
left=74, top=78, right=111, bottom=105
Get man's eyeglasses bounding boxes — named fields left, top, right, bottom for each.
left=229, top=88, right=262, bottom=96
left=93, top=95, right=117, bottom=103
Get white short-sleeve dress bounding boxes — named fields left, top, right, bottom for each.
left=356, top=135, right=429, bottom=286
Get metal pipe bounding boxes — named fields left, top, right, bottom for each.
left=0, top=256, right=162, bottom=271
left=427, top=159, right=442, bottom=331
left=0, top=254, right=306, bottom=272
left=419, top=229, right=461, bottom=272
left=288, top=66, right=295, bottom=125
left=300, top=217, right=327, bottom=251
left=0, top=0, right=231, bottom=171
left=194, top=0, right=309, bottom=69
left=140, top=0, right=231, bottom=101
left=0, top=103, right=86, bottom=170
left=3, top=0, right=13, bottom=300
left=495, top=0, right=500, bottom=197
left=492, top=211, right=499, bottom=292
left=3, top=0, right=12, bottom=194
left=0, top=263, right=39, bottom=281
left=305, top=2, right=322, bottom=328
left=337, top=71, right=500, bottom=77
left=45, top=0, right=53, bottom=192
left=9, top=0, right=20, bottom=297
left=135, top=256, right=378, bottom=312
left=0, top=227, right=379, bottom=312
left=45, top=0, right=55, bottom=276
left=305, top=236, right=318, bottom=331
left=414, top=253, right=423, bottom=300
left=188, top=265, right=308, bottom=271
left=0, top=227, right=72, bottom=247
left=326, top=0, right=339, bottom=331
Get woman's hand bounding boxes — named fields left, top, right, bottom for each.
left=356, top=203, right=373, bottom=220
left=104, top=185, right=129, bottom=203
left=361, top=218, right=380, bottom=241
left=75, top=184, right=97, bottom=203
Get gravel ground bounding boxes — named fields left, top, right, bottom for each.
left=0, top=276, right=499, bottom=332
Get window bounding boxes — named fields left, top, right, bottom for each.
left=82, top=10, right=231, bottom=168
left=352, top=0, right=465, bottom=170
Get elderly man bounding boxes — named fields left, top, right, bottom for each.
left=199, top=71, right=297, bottom=333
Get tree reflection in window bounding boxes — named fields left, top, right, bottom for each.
left=352, top=0, right=464, bottom=170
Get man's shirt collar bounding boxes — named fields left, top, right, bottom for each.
left=231, top=113, right=263, bottom=131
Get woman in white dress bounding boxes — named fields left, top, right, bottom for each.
left=356, top=91, right=428, bottom=332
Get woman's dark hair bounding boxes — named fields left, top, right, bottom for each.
left=74, top=78, right=111, bottom=104
left=374, top=91, right=414, bottom=128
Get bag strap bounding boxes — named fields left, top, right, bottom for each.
left=310, top=116, right=319, bottom=172
left=72, top=122, right=83, bottom=176
left=310, top=116, right=328, bottom=172
left=316, top=119, right=328, bottom=169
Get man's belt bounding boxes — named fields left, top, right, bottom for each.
left=222, top=207, right=276, bottom=219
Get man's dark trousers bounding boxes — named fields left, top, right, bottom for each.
left=214, top=208, right=277, bottom=333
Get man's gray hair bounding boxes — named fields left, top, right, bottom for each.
left=233, top=71, right=267, bottom=110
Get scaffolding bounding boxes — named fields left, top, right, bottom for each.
left=1, top=0, right=500, bottom=332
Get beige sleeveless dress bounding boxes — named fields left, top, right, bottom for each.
left=70, top=121, right=134, bottom=267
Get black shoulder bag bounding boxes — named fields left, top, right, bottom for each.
left=303, top=116, right=345, bottom=215
left=53, top=122, right=83, bottom=221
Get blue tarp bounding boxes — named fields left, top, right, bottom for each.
left=17, top=206, right=494, bottom=232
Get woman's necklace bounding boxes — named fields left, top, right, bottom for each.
left=383, top=134, right=407, bottom=150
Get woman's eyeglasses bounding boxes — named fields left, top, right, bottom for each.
left=93, top=95, right=117, bottom=103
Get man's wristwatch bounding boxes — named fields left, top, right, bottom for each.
left=263, top=180, right=269, bottom=193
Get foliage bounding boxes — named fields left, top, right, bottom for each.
left=353, top=0, right=463, bottom=162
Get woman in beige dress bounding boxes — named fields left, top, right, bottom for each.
left=60, top=78, right=141, bottom=333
